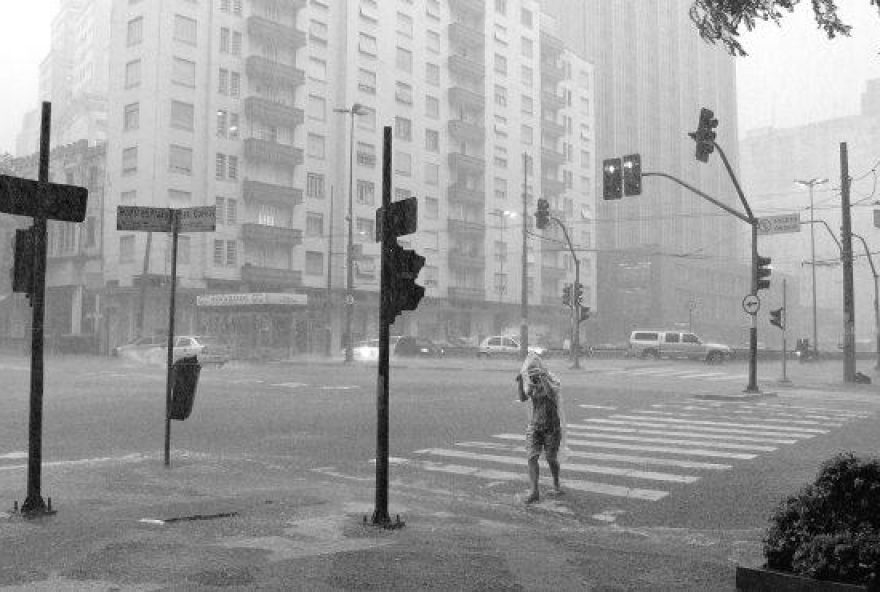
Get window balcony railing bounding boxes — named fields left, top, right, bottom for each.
left=447, top=183, right=485, bottom=205
left=448, top=119, right=485, bottom=143
left=541, top=61, right=566, bottom=82
left=448, top=251, right=485, bottom=269
left=448, top=151, right=485, bottom=172
left=247, top=16, right=306, bottom=51
left=242, top=178, right=303, bottom=207
left=542, top=91, right=566, bottom=111
left=244, top=96, right=304, bottom=128
left=541, top=118, right=565, bottom=137
left=253, top=0, right=306, bottom=11
left=449, top=54, right=485, bottom=80
left=541, top=176, right=565, bottom=197
left=244, top=138, right=304, bottom=166
left=245, top=56, right=305, bottom=89
left=448, top=218, right=486, bottom=236
left=241, top=223, right=303, bottom=246
left=540, top=30, right=565, bottom=54
left=540, top=146, right=566, bottom=167
left=448, top=21, right=484, bottom=49
left=449, top=0, right=485, bottom=17
left=448, top=86, right=486, bottom=110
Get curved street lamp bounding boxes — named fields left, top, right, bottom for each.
left=795, top=177, right=828, bottom=357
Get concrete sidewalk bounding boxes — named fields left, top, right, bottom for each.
left=0, top=448, right=756, bottom=591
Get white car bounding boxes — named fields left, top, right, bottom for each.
left=114, top=335, right=230, bottom=366
left=477, top=336, right=545, bottom=358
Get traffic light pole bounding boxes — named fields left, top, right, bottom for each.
left=547, top=214, right=581, bottom=369
left=520, top=154, right=530, bottom=360
left=781, top=279, right=790, bottom=384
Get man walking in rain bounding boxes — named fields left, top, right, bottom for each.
left=516, top=352, right=564, bottom=504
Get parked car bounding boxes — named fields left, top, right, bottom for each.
left=395, top=336, right=445, bottom=357
left=114, top=335, right=230, bottom=367
left=477, top=335, right=546, bottom=358
left=628, top=330, right=732, bottom=364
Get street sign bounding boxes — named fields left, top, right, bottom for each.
left=757, top=213, right=800, bottom=235
left=0, top=175, right=88, bottom=222
left=376, top=196, right=418, bottom=240
left=742, top=294, right=761, bottom=315
left=117, top=206, right=216, bottom=232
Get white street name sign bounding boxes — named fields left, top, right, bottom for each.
left=757, top=213, right=800, bottom=235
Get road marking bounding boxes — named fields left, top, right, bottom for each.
left=572, top=419, right=820, bottom=439
left=0, top=453, right=147, bottom=472
left=578, top=404, right=619, bottom=410
left=320, top=385, right=360, bottom=390
left=609, top=415, right=829, bottom=434
left=752, top=403, right=871, bottom=417
left=563, top=431, right=777, bottom=452
left=455, top=441, right=732, bottom=470
left=631, top=410, right=842, bottom=427
left=272, top=382, right=309, bottom=389
left=413, top=448, right=698, bottom=483
left=570, top=424, right=797, bottom=444
left=407, top=460, right=669, bottom=501
left=704, top=374, right=748, bottom=381
left=493, top=434, right=757, bottom=459
left=0, top=452, right=27, bottom=461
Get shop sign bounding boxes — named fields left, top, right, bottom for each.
left=196, top=292, right=307, bottom=307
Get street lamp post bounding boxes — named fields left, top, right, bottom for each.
left=851, top=232, right=880, bottom=369
left=335, top=103, right=368, bottom=363
left=492, top=210, right=516, bottom=301
left=795, top=177, right=828, bottom=358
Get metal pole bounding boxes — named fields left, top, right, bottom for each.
left=840, top=143, right=856, bottom=382
left=781, top=278, right=789, bottom=384
left=136, top=232, right=152, bottom=337
left=164, top=211, right=179, bottom=467
left=746, top=222, right=759, bottom=393
left=22, top=101, right=51, bottom=515
left=325, top=186, right=333, bottom=356
left=851, top=233, right=880, bottom=370
left=572, top=259, right=581, bottom=368
left=372, top=126, right=392, bottom=527
left=520, top=154, right=529, bottom=359
left=809, top=183, right=818, bottom=358
left=344, top=113, right=355, bottom=363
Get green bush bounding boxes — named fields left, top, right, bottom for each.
left=763, top=452, right=880, bottom=586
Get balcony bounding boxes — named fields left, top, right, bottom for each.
left=448, top=286, right=485, bottom=301
left=449, top=0, right=484, bottom=17
left=542, top=118, right=565, bottom=137
left=448, top=119, right=485, bottom=143
left=449, top=54, right=485, bottom=80
left=542, top=91, right=566, bottom=111
left=246, top=56, right=305, bottom=89
left=447, top=183, right=485, bottom=205
left=541, top=61, right=566, bottom=83
left=244, top=138, right=304, bottom=166
left=240, top=264, right=302, bottom=288
left=540, top=31, right=565, bottom=55
left=541, top=146, right=566, bottom=167
left=247, top=16, right=306, bottom=51
left=541, top=176, right=565, bottom=197
left=448, top=22, right=484, bottom=49
left=243, top=178, right=303, bottom=207
left=448, top=86, right=485, bottom=110
left=448, top=152, right=485, bottom=173
left=448, top=218, right=486, bottom=236
left=253, top=0, right=306, bottom=11
left=448, top=251, right=485, bottom=269
left=241, top=223, right=303, bottom=246
left=244, top=97, right=304, bottom=128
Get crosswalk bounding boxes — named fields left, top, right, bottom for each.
left=598, top=366, right=748, bottom=382
left=361, top=401, right=871, bottom=514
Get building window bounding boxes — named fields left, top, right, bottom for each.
left=220, top=27, right=230, bottom=52
left=308, top=57, right=327, bottom=82
left=426, top=62, right=439, bottom=86
left=396, top=81, right=413, bottom=105
left=494, top=54, right=507, bottom=75
left=495, top=0, right=507, bottom=15
left=307, top=133, right=325, bottom=159
left=218, top=68, right=229, bottom=94
left=305, top=251, right=323, bottom=275
left=359, top=33, right=377, bottom=56
left=169, top=145, right=193, bottom=175
left=173, top=57, right=196, bottom=87
left=395, top=151, right=412, bottom=176
left=213, top=240, right=237, bottom=266
left=396, top=47, right=412, bottom=73
left=306, top=212, right=324, bottom=237
left=121, top=190, right=137, bottom=205
left=226, top=198, right=237, bottom=224
left=169, top=189, right=191, bottom=206
left=356, top=217, right=374, bottom=241
left=308, top=94, right=326, bottom=121
left=356, top=180, right=375, bottom=205
left=521, top=65, right=533, bottom=87
left=216, top=110, right=227, bottom=137
left=494, top=84, right=507, bottom=107
left=425, top=197, right=439, bottom=219
left=397, top=12, right=413, bottom=38
left=228, top=155, right=238, bottom=179
left=119, top=236, right=135, bottom=263
left=310, top=20, right=328, bottom=43
left=123, top=103, right=139, bottom=131
left=215, top=196, right=226, bottom=224
left=230, top=72, right=240, bottom=97
left=521, top=8, right=533, bottom=28
left=494, top=177, right=507, bottom=200
left=394, top=117, right=412, bottom=141
left=173, top=15, right=198, bottom=45
left=171, top=100, right=194, bottom=131
left=122, top=147, right=138, bottom=175
left=127, top=17, right=143, bottom=46
left=358, top=68, right=376, bottom=94
left=425, top=129, right=439, bottom=152
left=521, top=36, right=533, bottom=59
left=424, top=162, right=439, bottom=185
left=357, top=142, right=376, bottom=167
left=306, top=173, right=325, bottom=198
left=521, top=95, right=534, bottom=115
left=125, top=60, right=141, bottom=88
left=215, top=153, right=226, bottom=179
left=521, top=124, right=533, bottom=145
left=425, top=95, right=439, bottom=119
left=177, top=236, right=191, bottom=265
left=426, top=29, right=440, bottom=53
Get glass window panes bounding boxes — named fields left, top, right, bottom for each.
left=171, top=101, right=194, bottom=130
left=173, top=14, right=197, bottom=45
left=172, top=57, right=196, bottom=87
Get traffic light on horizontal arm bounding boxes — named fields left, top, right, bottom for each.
left=12, top=227, right=35, bottom=300
left=602, top=158, right=622, bottom=200
left=622, top=154, right=642, bottom=196
left=575, top=282, right=584, bottom=306
left=562, top=283, right=572, bottom=307
left=535, top=198, right=550, bottom=230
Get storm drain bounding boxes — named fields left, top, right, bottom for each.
left=139, top=511, right=238, bottom=525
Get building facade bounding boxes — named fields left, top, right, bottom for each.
left=541, top=0, right=748, bottom=346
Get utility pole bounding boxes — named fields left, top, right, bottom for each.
left=840, top=143, right=856, bottom=382
left=325, top=186, right=334, bottom=357
left=795, top=177, right=828, bottom=358
left=520, top=153, right=529, bottom=360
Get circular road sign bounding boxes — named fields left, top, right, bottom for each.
left=742, top=294, right=761, bottom=315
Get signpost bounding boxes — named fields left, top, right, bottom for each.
left=117, top=205, right=215, bottom=466
left=757, top=213, right=801, bottom=235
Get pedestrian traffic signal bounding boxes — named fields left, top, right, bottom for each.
left=770, top=307, right=784, bottom=330
left=690, top=107, right=718, bottom=163
left=386, top=241, right=425, bottom=320
left=535, top=198, right=550, bottom=230
left=622, top=154, right=642, bottom=196
left=602, top=158, right=622, bottom=200
left=12, top=227, right=35, bottom=300
left=574, top=282, right=584, bottom=306
left=579, top=306, right=591, bottom=322
left=756, top=254, right=771, bottom=291
left=562, top=283, right=572, bottom=307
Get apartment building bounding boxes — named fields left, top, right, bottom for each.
left=7, top=0, right=595, bottom=357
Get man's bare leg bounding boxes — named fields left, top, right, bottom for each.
left=548, top=458, right=562, bottom=494
left=525, top=457, right=540, bottom=503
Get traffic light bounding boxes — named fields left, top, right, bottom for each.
left=756, top=254, right=771, bottom=291
left=562, top=283, right=572, bottom=307
left=622, top=154, right=642, bottom=196
left=386, top=241, right=425, bottom=320
left=602, top=158, right=622, bottom=200
left=574, top=282, right=584, bottom=306
left=12, top=226, right=34, bottom=299
left=770, top=307, right=784, bottom=330
left=690, top=107, right=718, bottom=163
left=579, top=306, right=591, bottom=322
left=535, top=198, right=550, bottom=230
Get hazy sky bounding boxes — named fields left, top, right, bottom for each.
left=0, top=2, right=879, bottom=153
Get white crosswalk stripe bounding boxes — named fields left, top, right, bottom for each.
left=375, top=401, right=870, bottom=508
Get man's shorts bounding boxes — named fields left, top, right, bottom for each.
left=526, top=425, right=561, bottom=461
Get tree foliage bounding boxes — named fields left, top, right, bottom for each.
left=690, top=0, right=880, bottom=56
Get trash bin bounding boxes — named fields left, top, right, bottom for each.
left=169, top=355, right=201, bottom=421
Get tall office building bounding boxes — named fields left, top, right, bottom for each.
left=542, top=0, right=748, bottom=343
left=95, top=0, right=595, bottom=356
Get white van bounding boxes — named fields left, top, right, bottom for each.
left=628, top=330, right=732, bottom=364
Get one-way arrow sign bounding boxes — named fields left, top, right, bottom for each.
left=0, top=175, right=88, bottom=222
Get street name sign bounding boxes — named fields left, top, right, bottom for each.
left=0, top=174, right=88, bottom=222
left=117, top=206, right=216, bottom=232
left=376, top=197, right=418, bottom=240
left=757, top=213, right=800, bottom=235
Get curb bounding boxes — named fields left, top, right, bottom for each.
left=694, top=390, right=779, bottom=401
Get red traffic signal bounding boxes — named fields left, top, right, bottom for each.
left=602, top=158, right=622, bottom=200
left=12, top=227, right=35, bottom=298
left=622, top=154, right=641, bottom=196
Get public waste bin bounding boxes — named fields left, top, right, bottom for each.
left=169, top=355, right=201, bottom=421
